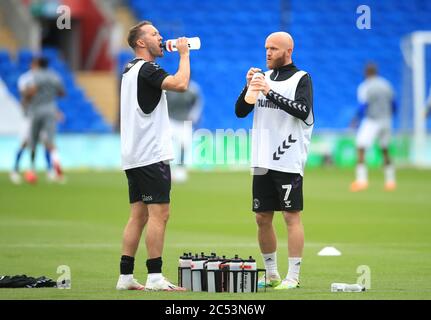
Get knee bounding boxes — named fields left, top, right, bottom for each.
left=150, top=205, right=170, bottom=225
left=284, top=212, right=301, bottom=226
left=160, top=209, right=170, bottom=224
left=255, top=213, right=272, bottom=228
left=129, top=215, right=146, bottom=229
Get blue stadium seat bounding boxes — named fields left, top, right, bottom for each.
left=0, top=47, right=112, bottom=133
left=0, top=49, right=11, bottom=65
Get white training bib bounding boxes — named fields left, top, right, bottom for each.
left=251, top=70, right=313, bottom=176
left=120, top=59, right=174, bottom=170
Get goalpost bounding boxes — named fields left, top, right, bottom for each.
left=401, top=31, right=431, bottom=167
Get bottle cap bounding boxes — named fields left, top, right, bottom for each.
left=231, top=255, right=242, bottom=263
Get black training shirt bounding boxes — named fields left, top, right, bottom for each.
left=123, top=59, right=169, bottom=114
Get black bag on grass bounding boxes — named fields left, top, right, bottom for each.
left=0, top=275, right=57, bottom=288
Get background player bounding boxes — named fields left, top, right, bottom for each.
left=350, top=63, right=396, bottom=192
left=14, top=57, right=65, bottom=184
left=166, top=79, right=203, bottom=183
left=9, top=61, right=37, bottom=184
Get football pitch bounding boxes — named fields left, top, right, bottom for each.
left=0, top=168, right=430, bottom=300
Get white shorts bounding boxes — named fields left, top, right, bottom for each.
left=356, top=118, right=392, bottom=149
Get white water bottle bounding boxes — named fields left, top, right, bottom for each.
left=331, top=283, right=365, bottom=292
left=242, top=256, right=257, bottom=293
left=228, top=255, right=243, bottom=293
left=245, top=72, right=264, bottom=104
left=191, top=253, right=207, bottom=292
left=162, top=37, right=201, bottom=52
left=178, top=253, right=192, bottom=290
left=206, top=255, right=223, bottom=293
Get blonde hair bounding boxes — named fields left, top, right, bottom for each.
left=127, top=21, right=153, bottom=49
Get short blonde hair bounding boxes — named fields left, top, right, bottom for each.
left=127, top=21, right=153, bottom=49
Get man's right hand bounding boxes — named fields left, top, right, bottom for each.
left=246, top=67, right=262, bottom=86
left=176, top=37, right=190, bottom=56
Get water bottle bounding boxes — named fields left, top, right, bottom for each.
left=228, top=255, right=243, bottom=293
left=219, top=255, right=230, bottom=293
left=331, top=283, right=365, bottom=292
left=206, top=254, right=223, bottom=293
left=178, top=253, right=192, bottom=290
left=162, top=37, right=201, bottom=52
left=244, top=72, right=265, bottom=104
left=191, top=253, right=207, bottom=292
left=242, top=256, right=257, bottom=293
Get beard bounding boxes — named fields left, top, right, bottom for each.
left=267, top=51, right=288, bottom=69
left=268, top=56, right=285, bottom=69
left=150, top=44, right=163, bottom=58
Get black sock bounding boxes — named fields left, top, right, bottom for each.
left=146, top=257, right=162, bottom=274
left=120, top=255, right=135, bottom=275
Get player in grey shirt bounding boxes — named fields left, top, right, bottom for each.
left=23, top=57, right=65, bottom=183
left=351, top=63, right=397, bottom=192
left=166, top=79, right=203, bottom=182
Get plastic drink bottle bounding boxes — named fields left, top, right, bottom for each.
left=191, top=253, right=207, bottom=292
left=162, top=37, right=201, bottom=52
left=245, top=72, right=265, bottom=104
left=178, top=253, right=192, bottom=290
left=206, top=255, right=223, bottom=293
left=228, top=255, right=243, bottom=293
left=242, top=256, right=257, bottom=293
left=331, top=283, right=365, bottom=292
left=219, top=256, right=230, bottom=292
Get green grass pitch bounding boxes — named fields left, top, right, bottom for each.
left=0, top=168, right=430, bottom=300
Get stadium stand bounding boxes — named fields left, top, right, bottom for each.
left=2, top=0, right=431, bottom=134
left=122, top=0, right=431, bottom=131
left=0, top=47, right=112, bottom=133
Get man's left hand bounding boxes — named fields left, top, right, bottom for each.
left=249, top=76, right=271, bottom=96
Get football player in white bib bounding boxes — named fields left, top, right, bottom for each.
left=117, top=21, right=190, bottom=292
left=236, top=32, right=314, bottom=290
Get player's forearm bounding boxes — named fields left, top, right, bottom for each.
left=173, top=54, right=190, bottom=91
left=266, top=90, right=310, bottom=120
left=235, top=85, right=254, bottom=118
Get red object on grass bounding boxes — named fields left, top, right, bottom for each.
left=24, top=171, right=38, bottom=184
